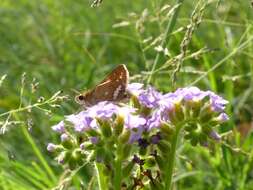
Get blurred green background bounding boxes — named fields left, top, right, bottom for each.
left=0, top=0, right=253, bottom=189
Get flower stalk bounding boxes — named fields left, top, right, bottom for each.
left=164, top=125, right=181, bottom=190
left=95, top=163, right=108, bottom=190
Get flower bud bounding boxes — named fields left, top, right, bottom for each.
left=160, top=122, right=175, bottom=138
left=51, top=121, right=65, bottom=134
left=199, top=104, right=214, bottom=123
left=139, top=147, right=148, bottom=156
left=68, top=156, right=77, bottom=170
left=155, top=155, right=165, bottom=170
left=174, top=102, right=184, bottom=121
left=140, top=106, right=152, bottom=116
left=122, top=144, right=132, bottom=158
left=209, top=113, right=229, bottom=126
left=47, top=143, right=59, bottom=152
left=90, top=136, right=100, bottom=145
left=131, top=95, right=141, bottom=109
left=86, top=129, right=99, bottom=137
left=157, top=140, right=171, bottom=154
left=209, top=130, right=221, bottom=141
left=114, top=115, right=124, bottom=135
left=61, top=134, right=73, bottom=149
left=185, top=100, right=201, bottom=118
left=119, top=130, right=130, bottom=144
left=150, top=133, right=161, bottom=144
left=80, top=142, right=93, bottom=150
left=97, top=119, right=112, bottom=138
left=57, top=151, right=71, bottom=165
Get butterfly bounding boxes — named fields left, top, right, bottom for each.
left=75, top=64, right=129, bottom=106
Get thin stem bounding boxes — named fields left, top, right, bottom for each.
left=95, top=163, right=108, bottom=190
left=164, top=127, right=181, bottom=190
left=147, top=0, right=184, bottom=84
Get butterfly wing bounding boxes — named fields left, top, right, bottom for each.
left=93, top=64, right=129, bottom=101
left=76, top=64, right=129, bottom=106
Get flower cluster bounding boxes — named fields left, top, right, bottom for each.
left=48, top=84, right=229, bottom=189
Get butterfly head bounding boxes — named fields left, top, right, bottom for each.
left=75, top=92, right=90, bottom=106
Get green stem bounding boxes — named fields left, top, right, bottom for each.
left=147, top=0, right=184, bottom=84
left=113, top=158, right=122, bottom=190
left=113, top=144, right=123, bottom=190
left=95, top=162, right=108, bottom=190
left=164, top=127, right=181, bottom=190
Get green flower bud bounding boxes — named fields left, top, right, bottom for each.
left=80, top=141, right=94, bottom=150
left=114, top=115, right=124, bottom=135
left=122, top=144, right=132, bottom=158
left=190, top=137, right=198, bottom=146
left=155, top=155, right=165, bottom=170
left=119, top=130, right=130, bottom=144
left=174, top=102, right=184, bottom=121
left=68, top=154, right=78, bottom=170
left=57, top=150, right=71, bottom=165
left=61, top=136, right=74, bottom=150
left=97, top=119, right=112, bottom=138
left=86, top=129, right=100, bottom=137
left=131, top=95, right=141, bottom=109
left=199, top=104, right=214, bottom=123
left=160, top=122, right=175, bottom=139
left=139, top=147, right=148, bottom=156
left=157, top=140, right=171, bottom=154
left=140, top=106, right=152, bottom=116
left=185, top=100, right=201, bottom=118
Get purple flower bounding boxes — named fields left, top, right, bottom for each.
left=138, top=87, right=162, bottom=108
left=124, top=114, right=146, bottom=143
left=89, top=136, right=99, bottom=144
left=161, top=87, right=228, bottom=114
left=216, top=113, right=229, bottom=123
left=146, top=109, right=163, bottom=130
left=66, top=112, right=97, bottom=132
left=132, top=155, right=144, bottom=165
left=47, top=143, right=57, bottom=152
left=138, top=138, right=149, bottom=149
left=60, top=133, right=69, bottom=142
left=207, top=91, right=228, bottom=112
left=51, top=121, right=65, bottom=133
left=150, top=133, right=161, bottom=144
left=174, top=87, right=208, bottom=101
left=87, top=101, right=119, bottom=120
left=127, top=83, right=144, bottom=96
left=209, top=130, right=221, bottom=141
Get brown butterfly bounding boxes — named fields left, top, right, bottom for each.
left=75, top=64, right=129, bottom=106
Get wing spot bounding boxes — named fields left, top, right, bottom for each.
left=113, top=85, right=122, bottom=100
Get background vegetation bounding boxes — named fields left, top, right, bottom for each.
left=0, top=0, right=253, bottom=189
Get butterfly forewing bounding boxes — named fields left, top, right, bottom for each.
left=76, top=64, right=129, bottom=106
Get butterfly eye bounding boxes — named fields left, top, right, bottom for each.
left=78, top=95, right=85, bottom=101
